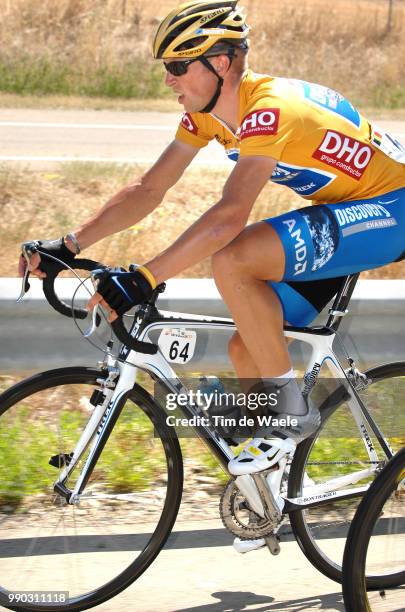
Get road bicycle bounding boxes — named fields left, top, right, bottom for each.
left=0, top=243, right=404, bottom=611
left=342, top=445, right=405, bottom=611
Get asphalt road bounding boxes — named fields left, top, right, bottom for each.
left=1, top=108, right=405, bottom=168
left=0, top=517, right=346, bottom=612
left=95, top=518, right=346, bottom=612
left=0, top=108, right=231, bottom=167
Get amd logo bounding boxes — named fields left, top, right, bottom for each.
left=282, top=217, right=307, bottom=276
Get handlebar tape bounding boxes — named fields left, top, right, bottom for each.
left=42, top=258, right=105, bottom=320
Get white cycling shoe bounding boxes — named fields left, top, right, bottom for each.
left=233, top=537, right=266, bottom=553
left=228, top=437, right=296, bottom=476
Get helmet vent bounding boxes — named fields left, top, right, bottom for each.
left=179, top=3, right=233, bottom=21
left=174, top=36, right=208, bottom=53
left=224, top=25, right=246, bottom=32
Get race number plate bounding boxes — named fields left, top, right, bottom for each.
left=158, top=328, right=197, bottom=364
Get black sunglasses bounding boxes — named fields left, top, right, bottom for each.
left=163, top=58, right=200, bottom=76
left=164, top=49, right=236, bottom=77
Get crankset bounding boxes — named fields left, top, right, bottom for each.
left=220, top=478, right=282, bottom=540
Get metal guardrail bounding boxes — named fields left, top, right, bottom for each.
left=0, top=278, right=404, bottom=371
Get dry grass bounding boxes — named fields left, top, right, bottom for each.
left=0, top=92, right=179, bottom=111
left=1, top=163, right=403, bottom=279
left=3, top=91, right=405, bottom=118
left=0, top=0, right=405, bottom=105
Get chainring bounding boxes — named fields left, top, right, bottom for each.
left=219, top=478, right=280, bottom=539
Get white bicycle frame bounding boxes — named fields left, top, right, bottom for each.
left=53, top=308, right=392, bottom=517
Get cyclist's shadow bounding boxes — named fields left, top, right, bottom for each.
left=174, top=590, right=344, bottom=611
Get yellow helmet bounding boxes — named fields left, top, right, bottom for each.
left=153, top=1, right=249, bottom=60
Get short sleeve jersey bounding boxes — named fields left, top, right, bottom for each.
left=175, top=70, right=405, bottom=203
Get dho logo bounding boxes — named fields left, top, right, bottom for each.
left=313, top=130, right=374, bottom=180
left=240, top=108, right=280, bottom=139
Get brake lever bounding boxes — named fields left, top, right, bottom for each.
left=83, top=303, right=100, bottom=338
left=82, top=270, right=106, bottom=337
left=16, top=242, right=38, bottom=302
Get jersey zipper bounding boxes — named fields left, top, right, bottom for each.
left=209, top=113, right=241, bottom=142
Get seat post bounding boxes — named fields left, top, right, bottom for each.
left=326, top=273, right=360, bottom=331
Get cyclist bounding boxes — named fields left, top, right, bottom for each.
left=19, top=0, right=405, bottom=550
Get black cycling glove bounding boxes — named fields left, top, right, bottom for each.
left=25, top=237, right=76, bottom=275
left=96, top=267, right=156, bottom=316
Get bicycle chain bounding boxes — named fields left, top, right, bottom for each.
left=306, top=460, right=380, bottom=466
left=280, top=517, right=353, bottom=538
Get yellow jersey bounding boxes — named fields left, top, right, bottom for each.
left=175, top=69, right=405, bottom=203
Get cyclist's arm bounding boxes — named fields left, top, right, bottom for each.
left=19, top=139, right=198, bottom=277
left=146, top=155, right=277, bottom=283
left=72, top=139, right=199, bottom=250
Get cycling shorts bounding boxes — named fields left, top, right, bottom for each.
left=265, top=187, right=405, bottom=326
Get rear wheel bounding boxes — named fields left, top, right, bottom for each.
left=288, top=362, right=405, bottom=586
left=0, top=367, right=183, bottom=611
left=342, top=446, right=405, bottom=611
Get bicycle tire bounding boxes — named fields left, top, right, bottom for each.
left=288, top=361, right=405, bottom=587
left=0, top=367, right=183, bottom=612
left=342, top=446, right=405, bottom=612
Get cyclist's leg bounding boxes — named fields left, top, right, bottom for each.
left=229, top=279, right=343, bottom=554
left=213, top=219, right=344, bottom=397
left=213, top=221, right=290, bottom=377
left=214, top=188, right=405, bottom=473
left=213, top=223, right=323, bottom=473
left=228, top=277, right=343, bottom=380
left=228, top=332, right=261, bottom=381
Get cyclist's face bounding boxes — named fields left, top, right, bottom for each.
left=163, top=58, right=218, bottom=113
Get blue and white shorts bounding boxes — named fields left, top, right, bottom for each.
left=265, top=187, right=405, bottom=326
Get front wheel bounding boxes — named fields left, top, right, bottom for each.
left=342, top=446, right=405, bottom=611
left=288, top=362, right=405, bottom=587
left=0, top=367, right=183, bottom=611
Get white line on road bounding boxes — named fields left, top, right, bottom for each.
left=0, top=121, right=176, bottom=131
left=0, top=122, right=404, bottom=138
left=0, top=155, right=156, bottom=163
left=0, top=154, right=230, bottom=167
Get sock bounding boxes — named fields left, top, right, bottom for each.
left=262, top=370, right=308, bottom=417
left=275, top=368, right=295, bottom=380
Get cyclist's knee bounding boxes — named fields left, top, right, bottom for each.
left=212, top=237, right=251, bottom=282
left=212, top=243, right=239, bottom=277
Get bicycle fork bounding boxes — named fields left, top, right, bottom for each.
left=52, top=356, right=135, bottom=505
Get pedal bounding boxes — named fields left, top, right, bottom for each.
left=265, top=534, right=280, bottom=555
